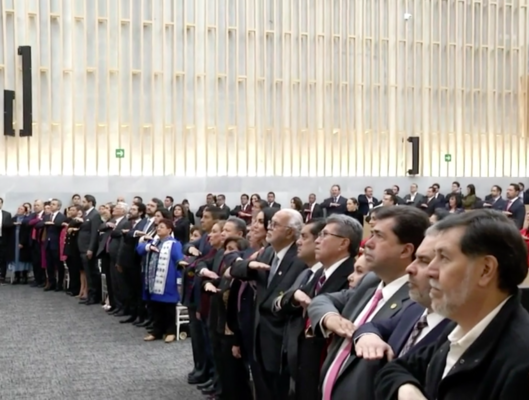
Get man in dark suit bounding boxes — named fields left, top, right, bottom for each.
left=231, top=209, right=307, bottom=400
left=376, top=210, right=529, bottom=400
left=196, top=193, right=216, bottom=219
left=321, top=184, right=348, bottom=216
left=419, top=186, right=442, bottom=216
left=25, top=199, right=45, bottom=287
left=357, top=186, right=379, bottom=216
left=102, top=202, right=132, bottom=316
left=215, top=194, right=231, bottom=220
left=183, top=206, right=219, bottom=385
left=502, top=183, right=525, bottom=229
left=230, top=194, right=252, bottom=225
left=117, top=202, right=146, bottom=324
left=347, top=233, right=450, bottom=400
left=302, top=193, right=324, bottom=223
left=0, top=197, right=13, bottom=283
left=483, top=184, right=506, bottom=210
left=391, top=185, right=406, bottom=205
left=164, top=196, right=174, bottom=214
left=267, top=192, right=281, bottom=209
left=432, top=182, right=445, bottom=204
left=403, top=183, right=425, bottom=207
left=77, top=194, right=103, bottom=305
left=307, top=206, right=430, bottom=400
left=37, top=198, right=66, bottom=291
left=274, top=216, right=360, bottom=400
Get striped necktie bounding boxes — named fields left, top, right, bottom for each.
left=399, top=314, right=428, bottom=356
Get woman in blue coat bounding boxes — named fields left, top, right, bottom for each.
left=137, top=218, right=183, bottom=343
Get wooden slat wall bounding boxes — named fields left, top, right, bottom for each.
left=0, top=0, right=527, bottom=177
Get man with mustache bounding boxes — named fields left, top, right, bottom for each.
left=375, top=209, right=529, bottom=399
left=345, top=230, right=451, bottom=399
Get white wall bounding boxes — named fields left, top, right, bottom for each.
left=0, top=0, right=528, bottom=178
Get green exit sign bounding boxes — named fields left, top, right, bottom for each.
left=115, top=148, right=125, bottom=158
left=444, top=154, right=452, bottom=162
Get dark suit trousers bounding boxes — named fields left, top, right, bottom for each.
left=31, top=241, right=44, bottom=284
left=45, top=246, right=63, bottom=286
left=256, top=337, right=290, bottom=400
left=188, top=305, right=209, bottom=377
left=151, top=301, right=176, bottom=337
left=81, top=252, right=101, bottom=300
left=66, top=255, right=81, bottom=295
left=210, top=330, right=253, bottom=400
left=109, top=256, right=124, bottom=309
left=0, top=237, right=7, bottom=279
left=100, top=254, right=114, bottom=306
left=122, top=263, right=143, bottom=317
left=294, top=337, right=325, bottom=400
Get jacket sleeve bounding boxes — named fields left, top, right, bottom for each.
left=353, top=312, right=403, bottom=342
left=374, top=342, right=437, bottom=400
left=89, top=214, right=102, bottom=252
left=230, top=259, right=259, bottom=281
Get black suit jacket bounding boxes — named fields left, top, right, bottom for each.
left=36, top=212, right=66, bottom=250
left=277, top=258, right=354, bottom=386
left=107, top=218, right=132, bottom=260
left=117, top=218, right=144, bottom=268
left=483, top=195, right=507, bottom=211
left=230, top=243, right=307, bottom=373
left=268, top=202, right=281, bottom=209
left=505, top=197, right=525, bottom=229
left=345, top=303, right=452, bottom=400
left=1, top=210, right=13, bottom=237
left=321, top=196, right=348, bottom=216
left=375, top=294, right=529, bottom=400
left=196, top=204, right=209, bottom=219
left=97, top=220, right=113, bottom=258
left=420, top=197, right=441, bottom=216
left=173, top=217, right=190, bottom=244
left=217, top=204, right=231, bottom=220
left=357, top=195, right=379, bottom=216
left=77, top=208, right=102, bottom=254
left=302, top=202, right=324, bottom=222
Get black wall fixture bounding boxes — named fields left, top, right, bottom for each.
left=18, top=45, right=32, bottom=137
left=407, top=136, right=420, bottom=175
left=3, top=90, right=15, bottom=137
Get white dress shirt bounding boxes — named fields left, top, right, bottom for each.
left=307, top=258, right=346, bottom=284
left=321, top=275, right=409, bottom=386
left=85, top=207, right=94, bottom=216
left=442, top=296, right=511, bottom=378
left=0, top=210, right=3, bottom=237
left=414, top=310, right=446, bottom=344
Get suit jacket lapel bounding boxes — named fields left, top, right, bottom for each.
left=320, top=258, right=354, bottom=294
left=262, top=245, right=297, bottom=302
left=375, top=283, right=410, bottom=320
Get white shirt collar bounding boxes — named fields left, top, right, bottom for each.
left=115, top=216, right=124, bottom=224
left=322, top=257, right=349, bottom=279
left=86, top=207, right=94, bottom=215
left=423, top=309, right=446, bottom=329
left=447, top=296, right=510, bottom=347
left=275, top=242, right=294, bottom=262
left=377, top=274, right=409, bottom=302
left=310, top=262, right=323, bottom=274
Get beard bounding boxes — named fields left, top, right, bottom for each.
left=429, top=267, right=472, bottom=318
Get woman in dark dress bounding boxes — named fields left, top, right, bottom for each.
left=63, top=205, right=85, bottom=298
left=172, top=204, right=191, bottom=245
left=7, top=205, right=32, bottom=284
left=345, top=197, right=365, bottom=227
left=290, top=196, right=304, bottom=218
left=182, top=199, right=196, bottom=226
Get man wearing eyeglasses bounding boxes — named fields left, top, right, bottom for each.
left=231, top=208, right=307, bottom=400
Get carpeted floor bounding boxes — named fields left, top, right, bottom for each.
left=0, top=284, right=204, bottom=400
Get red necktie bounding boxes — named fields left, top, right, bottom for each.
left=322, top=288, right=383, bottom=400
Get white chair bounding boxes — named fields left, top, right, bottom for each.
left=176, top=305, right=190, bottom=340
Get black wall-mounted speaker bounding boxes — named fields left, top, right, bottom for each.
left=407, top=136, right=420, bottom=175
left=18, top=45, right=33, bottom=137
left=3, top=90, right=15, bottom=137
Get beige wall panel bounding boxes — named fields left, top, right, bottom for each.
left=0, top=0, right=527, bottom=177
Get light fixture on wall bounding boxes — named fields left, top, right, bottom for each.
left=407, top=136, right=420, bottom=175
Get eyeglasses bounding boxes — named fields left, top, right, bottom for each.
left=318, top=231, right=345, bottom=239
left=268, top=220, right=288, bottom=230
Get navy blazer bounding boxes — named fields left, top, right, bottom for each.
left=183, top=232, right=212, bottom=256
left=505, top=197, right=525, bottom=229
left=354, top=302, right=451, bottom=356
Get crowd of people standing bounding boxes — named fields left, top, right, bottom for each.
left=1, top=180, right=529, bottom=399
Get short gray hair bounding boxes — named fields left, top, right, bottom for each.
left=281, top=208, right=304, bottom=239
left=325, top=214, right=364, bottom=256
left=51, top=198, right=62, bottom=208
left=226, top=216, right=247, bottom=236
left=115, top=201, right=129, bottom=213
